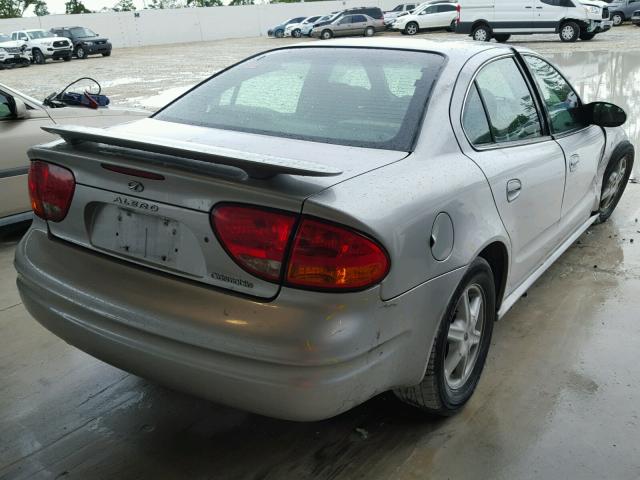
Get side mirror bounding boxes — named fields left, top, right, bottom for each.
left=582, top=101, right=627, bottom=127
left=12, top=97, right=28, bottom=119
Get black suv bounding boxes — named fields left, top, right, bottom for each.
left=49, top=26, right=112, bottom=59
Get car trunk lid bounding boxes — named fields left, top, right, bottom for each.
left=31, top=118, right=407, bottom=299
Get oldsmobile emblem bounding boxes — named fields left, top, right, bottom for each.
left=128, top=180, right=144, bottom=192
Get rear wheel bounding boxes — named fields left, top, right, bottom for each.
left=394, top=257, right=496, bottom=415
left=472, top=24, right=491, bottom=42
left=405, top=21, right=419, bottom=35
left=447, top=19, right=456, bottom=32
left=559, top=21, right=580, bottom=42
left=321, top=29, right=333, bottom=40
left=364, top=26, right=375, bottom=37
left=579, top=32, right=596, bottom=41
left=596, top=145, right=634, bottom=223
left=494, top=33, right=511, bottom=43
left=611, top=12, right=624, bottom=26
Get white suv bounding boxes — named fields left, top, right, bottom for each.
left=0, top=33, right=30, bottom=69
left=457, top=0, right=612, bottom=42
left=11, top=29, right=72, bottom=64
left=392, top=2, right=459, bottom=34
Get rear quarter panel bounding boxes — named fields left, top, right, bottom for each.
left=303, top=61, right=510, bottom=300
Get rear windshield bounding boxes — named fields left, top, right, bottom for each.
left=155, top=48, right=444, bottom=151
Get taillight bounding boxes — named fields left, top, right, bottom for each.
left=286, top=218, right=389, bottom=291
left=212, top=204, right=297, bottom=282
left=28, top=161, right=76, bottom=222
left=211, top=204, right=390, bottom=291
left=456, top=4, right=461, bottom=23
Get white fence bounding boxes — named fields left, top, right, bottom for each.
left=0, top=0, right=401, bottom=48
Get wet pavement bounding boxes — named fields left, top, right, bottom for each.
left=2, top=27, right=640, bottom=480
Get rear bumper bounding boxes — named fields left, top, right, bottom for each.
left=15, top=225, right=463, bottom=420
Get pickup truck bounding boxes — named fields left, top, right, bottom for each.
left=11, top=29, right=72, bottom=64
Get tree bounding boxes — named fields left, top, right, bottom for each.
left=147, top=0, right=183, bottom=9
left=113, top=0, right=135, bottom=10
left=65, top=0, right=91, bottom=13
left=228, top=0, right=253, bottom=5
left=33, top=0, right=48, bottom=15
left=186, top=0, right=221, bottom=6
left=0, top=0, right=35, bottom=18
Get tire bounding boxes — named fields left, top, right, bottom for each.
left=33, top=49, right=45, bottom=65
left=102, top=51, right=111, bottom=57
left=559, top=21, right=580, bottom=42
left=596, top=143, right=634, bottom=223
left=394, top=257, right=496, bottom=416
left=76, top=46, right=88, bottom=59
left=447, top=19, right=456, bottom=32
left=364, top=26, right=375, bottom=37
left=275, top=29, right=284, bottom=38
left=611, top=12, right=624, bottom=26
left=320, top=29, right=333, bottom=40
left=494, top=33, right=511, bottom=43
left=62, top=54, right=72, bottom=62
left=292, top=28, right=302, bottom=38
left=404, top=21, right=419, bottom=35
left=579, top=32, right=596, bottom=41
left=472, top=24, right=491, bottom=42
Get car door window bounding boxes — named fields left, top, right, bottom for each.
left=422, top=6, right=436, bottom=14
left=437, top=4, right=456, bottom=11
left=19, top=33, right=28, bottom=40
left=339, top=15, right=352, bottom=24
left=462, top=83, right=493, bottom=145
left=0, top=92, right=13, bottom=120
left=475, top=58, right=542, bottom=143
left=524, top=55, right=585, bottom=135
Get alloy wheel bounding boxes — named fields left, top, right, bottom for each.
left=613, top=14, right=623, bottom=26
left=600, top=156, right=628, bottom=211
left=444, top=284, right=485, bottom=390
left=406, top=23, right=417, bottom=35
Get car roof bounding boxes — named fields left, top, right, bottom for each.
left=292, top=38, right=510, bottom=58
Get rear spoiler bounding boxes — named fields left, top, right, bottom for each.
left=41, top=125, right=343, bottom=179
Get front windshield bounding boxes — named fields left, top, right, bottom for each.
left=156, top=48, right=444, bottom=151
left=27, top=30, right=51, bottom=39
left=70, top=27, right=97, bottom=37
left=0, top=34, right=10, bottom=42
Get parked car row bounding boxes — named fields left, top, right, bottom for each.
left=0, top=27, right=111, bottom=69
left=269, top=7, right=386, bottom=39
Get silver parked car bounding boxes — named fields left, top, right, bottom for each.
left=0, top=83, right=146, bottom=227
left=16, top=39, right=633, bottom=421
left=310, top=14, right=382, bottom=39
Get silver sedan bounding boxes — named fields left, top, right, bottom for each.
left=15, top=39, right=634, bottom=421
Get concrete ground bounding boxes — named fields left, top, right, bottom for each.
left=2, top=24, right=640, bottom=480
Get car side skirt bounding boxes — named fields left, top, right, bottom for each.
left=498, top=214, right=599, bottom=319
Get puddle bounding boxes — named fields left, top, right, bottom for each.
left=548, top=51, right=640, bottom=179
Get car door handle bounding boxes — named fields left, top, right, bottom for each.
left=569, top=154, right=580, bottom=172
left=506, top=179, right=522, bottom=203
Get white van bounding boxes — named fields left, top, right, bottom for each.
left=456, top=0, right=612, bottom=42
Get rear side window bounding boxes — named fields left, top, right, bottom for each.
left=462, top=84, right=492, bottom=145
left=156, top=48, right=444, bottom=151
left=353, top=15, right=367, bottom=22
left=437, top=4, right=457, bottom=11
left=474, top=58, right=542, bottom=143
